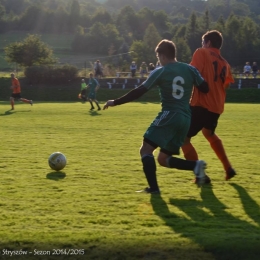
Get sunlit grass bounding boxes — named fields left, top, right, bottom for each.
left=0, top=102, right=259, bottom=260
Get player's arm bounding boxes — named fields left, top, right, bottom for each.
left=11, top=84, right=18, bottom=90
left=190, top=49, right=207, bottom=83
left=95, top=84, right=100, bottom=91
left=195, top=81, right=209, bottom=93
left=103, top=85, right=148, bottom=110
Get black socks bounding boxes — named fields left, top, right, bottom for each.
left=141, top=155, right=159, bottom=191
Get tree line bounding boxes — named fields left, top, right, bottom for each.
left=1, top=0, right=260, bottom=70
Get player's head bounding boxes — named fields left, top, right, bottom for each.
left=89, top=73, right=93, bottom=77
left=155, top=39, right=176, bottom=65
left=202, top=30, right=223, bottom=49
left=81, top=79, right=85, bottom=82
left=10, top=73, right=15, bottom=78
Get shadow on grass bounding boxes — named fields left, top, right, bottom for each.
left=150, top=184, right=260, bottom=260
left=88, top=110, right=102, bottom=116
left=46, top=171, right=66, bottom=181
left=0, top=109, right=31, bottom=116
left=230, top=183, right=260, bottom=225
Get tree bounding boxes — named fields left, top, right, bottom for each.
left=215, top=15, right=225, bottom=32
left=185, top=12, right=201, bottom=53
left=136, top=7, right=155, bottom=37
left=68, top=0, right=80, bottom=32
left=222, top=14, right=241, bottom=65
left=130, top=40, right=154, bottom=66
left=4, top=34, right=57, bottom=67
left=115, top=5, right=139, bottom=42
left=200, top=9, right=211, bottom=32
left=0, top=3, right=6, bottom=19
left=72, top=22, right=123, bottom=55
left=143, top=23, right=162, bottom=51
left=173, top=37, right=191, bottom=63
left=238, top=17, right=260, bottom=63
left=18, top=5, right=45, bottom=31
left=153, top=10, right=170, bottom=32
left=91, top=7, right=113, bottom=25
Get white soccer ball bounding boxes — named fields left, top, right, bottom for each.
left=48, top=152, right=67, bottom=171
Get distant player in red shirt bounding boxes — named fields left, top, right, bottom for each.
left=182, top=30, right=236, bottom=182
left=10, top=73, right=33, bottom=110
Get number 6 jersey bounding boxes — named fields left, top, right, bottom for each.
left=142, top=62, right=205, bottom=117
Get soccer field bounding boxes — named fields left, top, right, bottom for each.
left=0, top=102, right=260, bottom=260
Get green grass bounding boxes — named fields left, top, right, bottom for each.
left=0, top=102, right=260, bottom=260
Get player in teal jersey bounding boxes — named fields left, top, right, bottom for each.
left=86, top=73, right=101, bottom=110
left=103, top=39, right=209, bottom=193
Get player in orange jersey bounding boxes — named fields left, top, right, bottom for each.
left=181, top=30, right=236, bottom=183
left=10, top=73, right=33, bottom=110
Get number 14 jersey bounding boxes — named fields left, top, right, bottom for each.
left=190, top=47, right=234, bottom=114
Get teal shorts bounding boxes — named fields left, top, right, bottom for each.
left=88, top=91, right=96, bottom=100
left=143, top=111, right=190, bottom=155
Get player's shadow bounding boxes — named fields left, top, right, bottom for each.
left=88, top=110, right=102, bottom=116
left=46, top=171, right=66, bottom=181
left=230, top=183, right=260, bottom=225
left=150, top=184, right=260, bottom=260
left=0, top=109, right=31, bottom=116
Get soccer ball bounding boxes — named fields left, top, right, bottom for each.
left=48, top=152, right=67, bottom=171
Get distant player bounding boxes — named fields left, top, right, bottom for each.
left=86, top=73, right=101, bottom=111
left=78, top=79, right=87, bottom=102
left=10, top=73, right=33, bottom=110
left=181, top=30, right=236, bottom=183
left=103, top=39, right=209, bottom=193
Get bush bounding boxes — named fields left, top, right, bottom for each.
left=24, top=64, right=78, bottom=84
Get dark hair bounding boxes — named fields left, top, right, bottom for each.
left=155, top=39, right=176, bottom=59
left=203, top=30, right=223, bottom=49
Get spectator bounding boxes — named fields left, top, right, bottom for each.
left=130, top=61, right=137, bottom=77
left=140, top=62, right=148, bottom=78
left=243, top=62, right=251, bottom=78
left=148, top=63, right=155, bottom=74
left=252, top=62, right=258, bottom=79
left=94, top=60, right=103, bottom=78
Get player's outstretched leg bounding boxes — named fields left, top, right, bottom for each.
left=202, top=129, right=236, bottom=180
left=158, top=153, right=210, bottom=185
left=20, top=98, right=33, bottom=106
left=10, top=97, right=14, bottom=110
